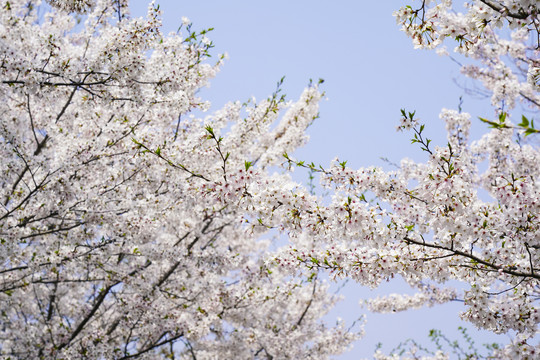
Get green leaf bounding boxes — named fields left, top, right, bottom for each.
left=498, top=111, right=507, bottom=123
left=479, top=116, right=503, bottom=129
left=518, top=115, right=529, bottom=128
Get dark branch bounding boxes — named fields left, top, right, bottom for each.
left=403, top=236, right=540, bottom=280
left=118, top=332, right=185, bottom=359
left=479, top=0, right=533, bottom=20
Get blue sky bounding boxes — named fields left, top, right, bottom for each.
left=130, top=1, right=507, bottom=358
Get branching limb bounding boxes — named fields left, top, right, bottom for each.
left=132, top=138, right=210, bottom=181
left=118, top=332, right=185, bottom=359
left=292, top=275, right=317, bottom=330
left=478, top=0, right=533, bottom=20
left=403, top=236, right=540, bottom=280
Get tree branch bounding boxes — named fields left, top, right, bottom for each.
left=479, top=0, right=532, bottom=20
left=403, top=236, right=540, bottom=280
left=118, top=332, right=185, bottom=359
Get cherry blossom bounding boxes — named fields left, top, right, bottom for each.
left=1, top=0, right=538, bottom=359
left=270, top=2, right=539, bottom=357
left=0, top=1, right=359, bottom=358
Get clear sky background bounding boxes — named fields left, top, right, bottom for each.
left=130, top=1, right=509, bottom=358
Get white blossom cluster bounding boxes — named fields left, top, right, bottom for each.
left=366, top=286, right=458, bottom=313
left=273, top=104, right=539, bottom=356
left=270, top=2, right=540, bottom=354
left=394, top=0, right=540, bottom=111
left=0, top=0, right=360, bottom=358
left=1, top=0, right=539, bottom=359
